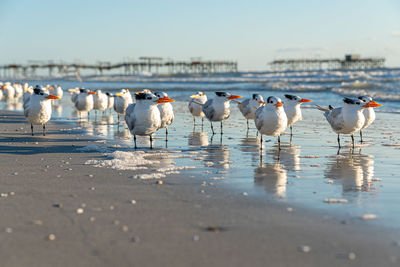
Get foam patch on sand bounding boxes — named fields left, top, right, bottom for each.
left=85, top=151, right=156, bottom=170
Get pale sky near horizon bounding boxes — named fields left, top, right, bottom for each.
left=0, top=0, right=399, bottom=70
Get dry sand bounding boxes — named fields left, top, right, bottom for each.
left=0, top=110, right=399, bottom=267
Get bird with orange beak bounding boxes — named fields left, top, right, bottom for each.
left=202, top=91, right=242, bottom=135
left=358, top=95, right=383, bottom=143
left=238, top=94, right=265, bottom=131
left=254, top=96, right=287, bottom=150
left=125, top=92, right=175, bottom=149
left=23, top=86, right=60, bottom=136
left=283, top=94, right=312, bottom=142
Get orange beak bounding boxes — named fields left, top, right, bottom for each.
left=228, top=95, right=242, bottom=100
left=363, top=100, right=382, bottom=108
left=300, top=99, right=312, bottom=103
left=46, top=95, right=60, bottom=100
left=155, top=97, right=175, bottom=103
left=88, top=92, right=96, bottom=95
left=259, top=101, right=265, bottom=104
left=275, top=102, right=283, bottom=107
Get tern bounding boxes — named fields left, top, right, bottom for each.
left=188, top=91, right=207, bottom=126
left=23, top=86, right=60, bottom=135
left=13, top=83, right=23, bottom=101
left=23, top=86, right=34, bottom=103
left=238, top=94, right=265, bottom=131
left=114, top=89, right=133, bottom=122
left=68, top=87, right=80, bottom=103
left=93, top=89, right=108, bottom=116
left=154, top=92, right=175, bottom=141
left=202, top=92, right=242, bottom=134
left=254, top=96, right=287, bottom=150
left=105, top=92, right=115, bottom=112
left=358, top=96, right=382, bottom=143
left=2, top=83, right=15, bottom=101
left=53, top=85, right=64, bottom=100
left=125, top=92, right=175, bottom=149
left=74, top=89, right=96, bottom=118
left=316, top=98, right=381, bottom=149
left=283, top=94, right=312, bottom=142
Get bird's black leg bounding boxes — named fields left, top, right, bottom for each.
left=211, top=122, right=215, bottom=135
left=360, top=130, right=363, bottom=143
left=149, top=135, right=153, bottom=149
left=220, top=121, right=223, bottom=135
left=337, top=134, right=341, bottom=149
left=134, top=135, right=137, bottom=149
left=165, top=127, right=168, bottom=141
left=246, top=120, right=249, bottom=130
left=351, top=134, right=355, bottom=149
left=43, top=124, right=46, bottom=136
left=290, top=126, right=293, bottom=144
left=31, top=124, right=34, bottom=136
left=278, top=135, right=281, bottom=151
left=260, top=135, right=263, bottom=150
left=201, top=117, right=204, bottom=128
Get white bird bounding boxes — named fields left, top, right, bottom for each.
left=357, top=96, right=382, bottom=143
left=105, top=92, right=115, bottom=112
left=125, top=92, right=175, bottom=149
left=2, top=83, right=15, bottom=101
left=316, top=97, right=381, bottom=149
left=23, top=86, right=60, bottom=135
left=283, top=94, right=312, bottom=142
left=68, top=87, right=80, bottom=103
left=154, top=91, right=175, bottom=141
left=13, top=83, right=24, bottom=101
left=254, top=96, right=287, bottom=150
left=188, top=91, right=207, bottom=126
left=93, top=89, right=108, bottom=116
left=0, top=85, right=4, bottom=101
left=114, top=89, right=133, bottom=122
left=202, top=92, right=242, bottom=134
left=23, top=86, right=34, bottom=103
left=53, top=85, right=64, bottom=100
left=238, top=94, right=265, bottom=130
left=74, top=89, right=96, bottom=118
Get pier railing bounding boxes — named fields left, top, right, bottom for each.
left=0, top=59, right=238, bottom=78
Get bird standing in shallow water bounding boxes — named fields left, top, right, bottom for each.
left=283, top=94, right=312, bottom=142
left=238, top=94, right=265, bottom=132
left=358, top=95, right=382, bottom=143
left=114, top=89, right=133, bottom=123
left=254, top=96, right=287, bottom=150
left=188, top=91, right=207, bottom=127
left=74, top=89, right=96, bottom=119
left=154, top=92, right=175, bottom=142
left=23, top=86, right=60, bottom=136
left=202, top=92, right=242, bottom=135
left=125, top=92, right=175, bottom=149
left=316, top=97, right=382, bottom=150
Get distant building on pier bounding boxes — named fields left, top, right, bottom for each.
left=269, top=54, right=385, bottom=71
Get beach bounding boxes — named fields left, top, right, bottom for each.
left=1, top=109, right=400, bottom=267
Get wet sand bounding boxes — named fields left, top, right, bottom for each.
left=0, top=110, right=400, bottom=267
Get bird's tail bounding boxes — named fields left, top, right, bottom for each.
left=315, top=105, right=330, bottom=112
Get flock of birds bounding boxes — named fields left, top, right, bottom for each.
left=0, top=81, right=383, bottom=150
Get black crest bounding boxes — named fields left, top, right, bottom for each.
left=215, top=92, right=227, bottom=97
left=343, top=98, right=357, bottom=104
left=34, top=85, right=41, bottom=95
left=266, top=96, right=274, bottom=103
left=135, top=93, right=148, bottom=100
left=252, top=94, right=257, bottom=99
left=284, top=94, right=297, bottom=100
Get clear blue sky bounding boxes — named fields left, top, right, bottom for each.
left=0, top=0, right=399, bottom=70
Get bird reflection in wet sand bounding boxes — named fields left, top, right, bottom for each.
left=188, top=131, right=209, bottom=147
left=203, top=145, right=230, bottom=169
left=114, top=128, right=133, bottom=147
left=325, top=151, right=376, bottom=193
left=254, top=160, right=288, bottom=198
left=239, top=136, right=261, bottom=165
left=278, top=145, right=301, bottom=172
left=53, top=104, right=63, bottom=117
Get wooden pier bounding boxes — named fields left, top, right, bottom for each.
left=0, top=57, right=238, bottom=78
left=269, top=54, right=385, bottom=71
